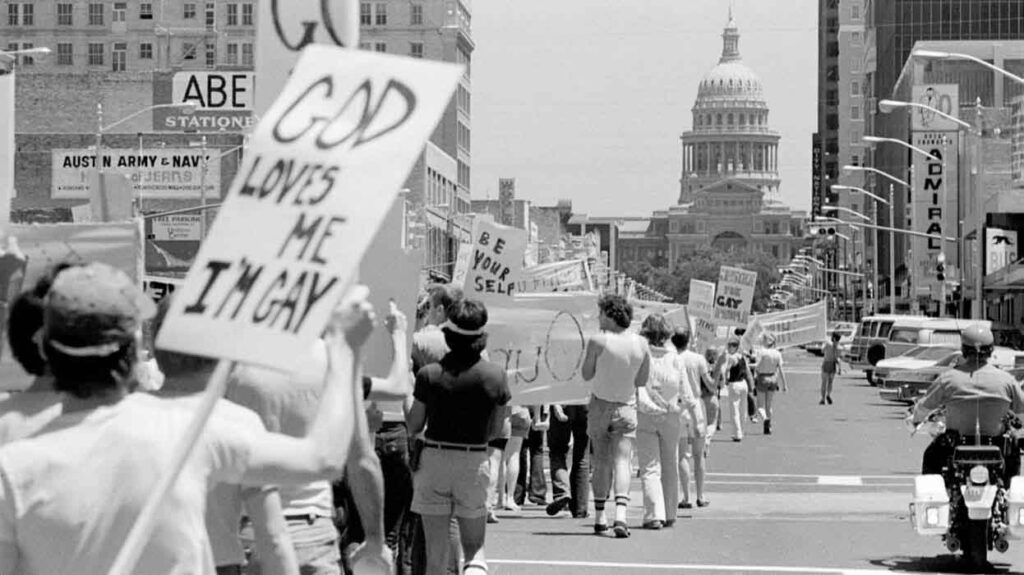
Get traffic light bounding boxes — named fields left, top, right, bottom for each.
left=936, top=262, right=946, bottom=282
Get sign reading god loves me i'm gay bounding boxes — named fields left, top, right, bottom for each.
left=158, top=46, right=462, bottom=370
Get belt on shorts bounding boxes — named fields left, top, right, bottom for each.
left=284, top=513, right=328, bottom=524
left=422, top=440, right=487, bottom=452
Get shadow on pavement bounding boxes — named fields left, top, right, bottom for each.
left=868, top=555, right=1022, bottom=574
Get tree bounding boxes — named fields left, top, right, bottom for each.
left=621, top=246, right=782, bottom=312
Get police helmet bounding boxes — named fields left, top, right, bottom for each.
left=961, top=325, right=995, bottom=351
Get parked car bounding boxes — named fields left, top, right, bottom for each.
left=872, top=344, right=960, bottom=384
left=805, top=322, right=857, bottom=356
left=879, top=346, right=1024, bottom=403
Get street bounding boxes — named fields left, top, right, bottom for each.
left=485, top=349, right=1024, bottom=575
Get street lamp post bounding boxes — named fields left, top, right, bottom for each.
left=838, top=171, right=904, bottom=314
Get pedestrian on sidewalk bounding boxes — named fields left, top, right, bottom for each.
left=545, top=403, right=590, bottom=518
left=672, top=329, right=711, bottom=509
left=753, top=334, right=788, bottom=435
left=820, top=332, right=842, bottom=405
left=581, top=294, right=650, bottom=538
left=722, top=336, right=754, bottom=442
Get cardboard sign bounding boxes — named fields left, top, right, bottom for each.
left=911, top=84, right=960, bottom=132
left=742, top=301, right=828, bottom=350
left=255, top=0, right=359, bottom=116
left=688, top=279, right=717, bottom=352
left=451, top=242, right=471, bottom=287
left=157, top=46, right=462, bottom=370
left=461, top=219, right=527, bottom=301
left=517, top=260, right=590, bottom=293
left=486, top=293, right=599, bottom=406
left=712, top=266, right=757, bottom=328
left=52, top=149, right=221, bottom=200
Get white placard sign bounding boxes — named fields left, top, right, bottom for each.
left=687, top=279, right=717, bottom=351
left=712, top=266, right=758, bottom=328
left=157, top=46, right=463, bottom=369
left=462, top=218, right=528, bottom=301
left=152, top=214, right=202, bottom=241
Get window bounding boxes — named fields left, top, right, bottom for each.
left=205, top=2, right=215, bottom=28
left=140, top=42, right=153, bottom=59
left=374, top=42, right=386, bottom=53
left=851, top=80, right=860, bottom=95
left=226, top=43, right=238, bottom=65
left=359, top=2, right=371, bottom=25
left=183, top=42, right=196, bottom=60
left=411, top=4, right=423, bottom=25
left=410, top=42, right=423, bottom=58
left=241, top=42, right=253, bottom=66
left=850, top=55, right=860, bottom=72
left=184, top=3, right=196, bottom=19
left=851, top=3, right=861, bottom=19
left=851, top=31, right=862, bottom=44
left=374, top=2, right=386, bottom=25
left=140, top=3, right=152, bottom=19
left=21, top=3, right=32, bottom=25
left=112, top=42, right=126, bottom=71
left=57, top=42, right=73, bottom=65
left=851, top=154, right=860, bottom=166
left=6, top=4, right=17, bottom=26
left=20, top=42, right=33, bottom=65
left=88, top=42, right=104, bottom=65
left=57, top=3, right=72, bottom=25
left=205, top=45, right=215, bottom=67
left=457, top=160, right=469, bottom=188
left=457, top=121, right=470, bottom=151
left=851, top=105, right=861, bottom=120
left=88, top=3, right=103, bottom=25
left=113, top=2, right=126, bottom=22
left=242, top=3, right=253, bottom=25
left=227, top=4, right=238, bottom=25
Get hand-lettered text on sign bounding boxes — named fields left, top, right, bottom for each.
left=461, top=219, right=527, bottom=302
left=157, top=47, right=463, bottom=370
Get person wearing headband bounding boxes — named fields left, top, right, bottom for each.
left=406, top=298, right=511, bottom=575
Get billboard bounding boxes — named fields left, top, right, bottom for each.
left=986, top=228, right=1019, bottom=275
left=151, top=214, right=202, bottom=241
left=910, top=131, right=959, bottom=298
left=51, top=148, right=220, bottom=200
left=152, top=71, right=255, bottom=132
left=911, top=84, right=960, bottom=131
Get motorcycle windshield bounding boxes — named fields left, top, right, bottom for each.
left=944, top=397, right=1011, bottom=437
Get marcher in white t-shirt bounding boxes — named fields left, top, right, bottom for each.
left=0, top=263, right=374, bottom=575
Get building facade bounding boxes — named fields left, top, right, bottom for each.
left=863, top=0, right=1024, bottom=310
left=618, top=13, right=806, bottom=273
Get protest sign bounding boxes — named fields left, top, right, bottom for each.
left=451, top=242, right=471, bottom=287
left=517, top=260, right=591, bottom=293
left=0, top=222, right=145, bottom=391
left=688, top=279, right=717, bottom=351
left=742, top=300, right=828, bottom=350
left=460, top=218, right=527, bottom=301
left=52, top=149, right=221, bottom=200
left=712, top=266, right=757, bottom=328
left=256, top=0, right=359, bottom=116
left=486, top=293, right=598, bottom=405
left=157, top=46, right=463, bottom=370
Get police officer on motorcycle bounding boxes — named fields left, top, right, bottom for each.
left=909, top=325, right=1024, bottom=478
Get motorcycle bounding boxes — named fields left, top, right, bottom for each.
left=909, top=401, right=1024, bottom=568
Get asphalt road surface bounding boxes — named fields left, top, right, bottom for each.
left=484, top=349, right=1024, bottom=575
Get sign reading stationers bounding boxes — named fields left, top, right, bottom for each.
left=153, top=71, right=256, bottom=132
left=157, top=46, right=463, bottom=370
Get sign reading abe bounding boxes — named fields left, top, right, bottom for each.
left=158, top=46, right=462, bottom=370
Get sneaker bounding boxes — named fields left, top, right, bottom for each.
left=612, top=521, right=631, bottom=538
left=502, top=502, right=521, bottom=513
left=663, top=519, right=676, bottom=528
left=732, top=437, right=742, bottom=442
left=546, top=496, right=571, bottom=516
left=486, top=510, right=500, bottom=524
left=819, top=399, right=826, bottom=405
left=528, top=496, right=547, bottom=506
left=678, top=501, right=694, bottom=509
left=642, top=520, right=664, bottom=530
left=696, top=499, right=711, bottom=508
left=826, top=395, right=833, bottom=405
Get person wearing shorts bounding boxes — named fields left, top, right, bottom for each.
left=581, top=295, right=650, bottom=539
left=753, top=335, right=788, bottom=435
left=672, top=329, right=711, bottom=509
left=407, top=299, right=511, bottom=575
left=820, top=332, right=842, bottom=405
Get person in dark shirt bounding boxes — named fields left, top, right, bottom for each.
left=406, top=298, right=511, bottom=575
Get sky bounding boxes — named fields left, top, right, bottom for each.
left=469, top=0, right=819, bottom=218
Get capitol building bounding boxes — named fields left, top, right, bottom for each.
left=615, top=12, right=807, bottom=271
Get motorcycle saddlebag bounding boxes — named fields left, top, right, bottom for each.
left=1006, top=476, right=1024, bottom=539
left=910, top=475, right=949, bottom=536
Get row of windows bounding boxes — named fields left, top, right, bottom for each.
left=426, top=167, right=457, bottom=208
left=695, top=112, right=767, bottom=128
left=6, top=2, right=253, bottom=27
left=356, top=41, right=423, bottom=58
left=456, top=84, right=470, bottom=115
left=456, top=121, right=470, bottom=153
left=32, top=40, right=253, bottom=68
left=359, top=2, right=424, bottom=26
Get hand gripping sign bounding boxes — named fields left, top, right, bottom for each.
left=157, top=46, right=463, bottom=371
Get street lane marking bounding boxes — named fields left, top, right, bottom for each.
left=708, top=472, right=911, bottom=481
left=818, top=475, right=864, bottom=486
left=489, top=559, right=923, bottom=574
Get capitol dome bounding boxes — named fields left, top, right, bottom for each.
left=694, top=14, right=765, bottom=103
